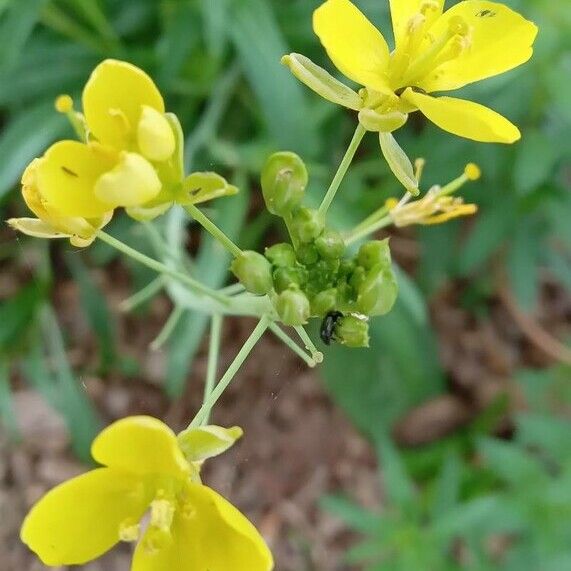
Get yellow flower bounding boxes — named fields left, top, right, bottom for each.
left=283, top=0, right=538, bottom=144
left=21, top=416, right=274, bottom=571
left=389, top=163, right=480, bottom=226
left=7, top=155, right=114, bottom=247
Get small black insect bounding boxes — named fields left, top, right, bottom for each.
left=476, top=9, right=496, bottom=17
left=320, top=311, right=343, bottom=345
left=61, top=166, right=78, bottom=177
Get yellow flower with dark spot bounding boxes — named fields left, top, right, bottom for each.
left=21, top=416, right=273, bottom=571
left=284, top=0, right=538, bottom=143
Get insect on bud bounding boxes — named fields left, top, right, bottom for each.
left=275, top=289, right=310, bottom=326
left=335, top=315, right=370, bottom=348
left=265, top=243, right=296, bottom=267
left=357, top=239, right=392, bottom=270
left=315, top=229, right=345, bottom=259
left=230, top=251, right=273, bottom=295
left=261, top=152, right=308, bottom=216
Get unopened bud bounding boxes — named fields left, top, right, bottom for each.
left=273, top=266, right=307, bottom=293
left=265, top=243, right=296, bottom=267
left=296, top=243, right=319, bottom=265
left=357, top=239, right=392, bottom=270
left=275, top=289, right=310, bottom=326
left=315, top=229, right=345, bottom=259
left=357, top=265, right=398, bottom=316
left=335, top=315, right=370, bottom=348
left=230, top=251, right=273, bottom=295
left=291, top=207, right=324, bottom=243
left=311, top=288, right=338, bottom=315
left=261, top=152, right=308, bottom=216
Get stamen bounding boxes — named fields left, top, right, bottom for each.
left=119, top=519, right=140, bottom=543
left=54, top=94, right=87, bottom=142
left=439, top=162, right=481, bottom=196
left=414, top=158, right=426, bottom=184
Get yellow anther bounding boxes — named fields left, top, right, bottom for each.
left=385, top=197, right=399, bottom=211
left=464, top=163, right=481, bottom=181
left=414, top=158, right=426, bottom=183
left=420, top=0, right=440, bottom=15
left=423, top=203, right=478, bottom=225
left=119, top=519, right=140, bottom=542
left=137, top=105, right=176, bottom=162
left=150, top=498, right=175, bottom=531
left=448, top=15, right=471, bottom=37
left=55, top=94, right=74, bottom=114
left=407, top=13, right=426, bottom=35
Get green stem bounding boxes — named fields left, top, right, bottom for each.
left=184, top=204, right=243, bottom=258
left=202, top=314, right=223, bottom=425
left=318, top=123, right=367, bottom=219
left=119, top=276, right=166, bottom=312
left=350, top=204, right=391, bottom=241
left=189, top=315, right=270, bottom=427
left=150, top=306, right=185, bottom=350
left=269, top=323, right=316, bottom=367
left=294, top=326, right=324, bottom=364
left=96, top=230, right=229, bottom=305
left=345, top=215, right=393, bottom=246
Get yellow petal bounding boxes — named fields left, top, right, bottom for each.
left=417, top=1, right=538, bottom=92
left=132, top=483, right=273, bottom=571
left=403, top=89, right=520, bottom=143
left=137, top=105, right=176, bottom=162
left=35, top=141, right=117, bottom=218
left=21, top=468, right=148, bottom=566
left=91, top=416, right=190, bottom=478
left=390, top=0, right=444, bottom=49
left=313, top=0, right=391, bottom=93
left=83, top=59, right=164, bottom=150
left=94, top=152, right=162, bottom=207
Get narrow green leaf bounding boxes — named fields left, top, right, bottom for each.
left=377, top=434, right=416, bottom=509
left=0, top=102, right=67, bottom=201
left=0, top=360, right=18, bottom=438
left=230, top=0, right=317, bottom=156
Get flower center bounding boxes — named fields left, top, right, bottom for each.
left=390, top=8, right=472, bottom=90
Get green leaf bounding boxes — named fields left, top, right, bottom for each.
left=230, top=0, right=317, bottom=156
left=377, top=434, right=416, bottom=510
left=516, top=413, right=571, bottom=462
left=477, top=437, right=545, bottom=486
left=0, top=0, right=45, bottom=71
left=65, top=252, right=117, bottom=372
left=514, top=130, right=560, bottom=195
left=431, top=453, right=462, bottom=520
left=320, top=494, right=380, bottom=534
left=0, top=102, right=67, bottom=201
left=0, top=360, right=18, bottom=438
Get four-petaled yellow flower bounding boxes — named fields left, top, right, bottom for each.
left=8, top=59, right=238, bottom=245
left=21, top=416, right=274, bottom=571
left=283, top=0, right=538, bottom=143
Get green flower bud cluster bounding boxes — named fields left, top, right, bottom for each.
left=230, top=152, right=399, bottom=347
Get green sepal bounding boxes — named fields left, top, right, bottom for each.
left=177, top=425, right=243, bottom=463
left=379, top=132, right=419, bottom=196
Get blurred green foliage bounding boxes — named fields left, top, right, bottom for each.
left=0, top=0, right=569, bottom=567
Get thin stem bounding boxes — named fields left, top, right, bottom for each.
left=202, top=314, right=223, bottom=425
left=150, top=306, right=185, bottom=350
left=189, top=315, right=270, bottom=427
left=269, top=323, right=316, bottom=368
left=219, top=283, right=245, bottom=296
left=345, top=215, right=393, bottom=246
left=351, top=204, right=391, bottom=237
left=96, top=230, right=229, bottom=305
left=184, top=204, right=243, bottom=258
left=318, top=123, right=367, bottom=219
left=294, top=326, right=324, bottom=364
left=120, top=276, right=166, bottom=312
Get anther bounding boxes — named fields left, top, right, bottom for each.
left=119, top=519, right=140, bottom=543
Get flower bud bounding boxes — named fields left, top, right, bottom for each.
left=357, top=265, right=398, bottom=316
left=290, top=207, right=324, bottom=243
left=261, top=152, right=307, bottom=216
left=273, top=266, right=307, bottom=293
left=358, top=239, right=392, bottom=270
left=296, top=243, right=319, bottom=265
left=315, top=229, right=345, bottom=259
left=311, top=288, right=338, bottom=315
left=335, top=315, right=370, bottom=348
left=230, top=251, right=273, bottom=295
left=349, top=265, right=367, bottom=291
left=275, top=289, right=310, bottom=326
left=265, top=243, right=296, bottom=267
